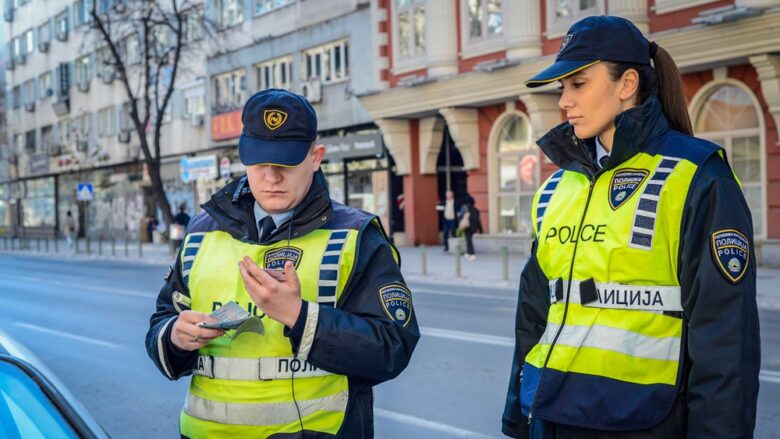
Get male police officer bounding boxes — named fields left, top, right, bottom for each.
left=145, top=89, right=420, bottom=438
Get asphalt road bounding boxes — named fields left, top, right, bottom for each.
left=0, top=253, right=777, bottom=438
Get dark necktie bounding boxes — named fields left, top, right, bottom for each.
left=258, top=216, right=276, bottom=242
left=598, top=155, right=609, bottom=169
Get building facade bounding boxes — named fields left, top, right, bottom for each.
left=359, top=0, right=780, bottom=263
left=2, top=0, right=208, bottom=239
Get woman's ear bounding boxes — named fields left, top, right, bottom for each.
left=619, top=68, right=640, bottom=103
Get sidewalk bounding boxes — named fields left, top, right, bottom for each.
left=2, top=239, right=779, bottom=310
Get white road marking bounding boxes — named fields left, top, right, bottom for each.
left=760, top=370, right=780, bottom=384
left=14, top=322, right=122, bottom=349
left=421, top=327, right=513, bottom=347
left=0, top=274, right=154, bottom=299
left=412, top=288, right=515, bottom=301
left=375, top=408, right=495, bottom=438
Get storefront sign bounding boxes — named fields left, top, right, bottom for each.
left=220, top=157, right=232, bottom=180
left=320, top=133, right=383, bottom=161
left=180, top=155, right=218, bottom=183
left=211, top=111, right=243, bottom=141
left=28, top=153, right=50, bottom=174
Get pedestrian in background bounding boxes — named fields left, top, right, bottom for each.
left=146, top=89, right=419, bottom=438
left=458, top=194, right=482, bottom=261
left=436, top=190, right=457, bottom=252
left=63, top=210, right=77, bottom=251
left=502, top=16, right=759, bottom=438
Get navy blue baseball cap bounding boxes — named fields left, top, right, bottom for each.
left=526, top=16, right=652, bottom=88
left=238, top=89, right=318, bottom=167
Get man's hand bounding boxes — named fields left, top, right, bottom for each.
left=171, top=311, right=225, bottom=351
left=239, top=257, right=302, bottom=328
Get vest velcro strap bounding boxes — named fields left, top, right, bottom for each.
left=192, top=356, right=333, bottom=381
left=184, top=389, right=348, bottom=427
left=562, top=280, right=682, bottom=312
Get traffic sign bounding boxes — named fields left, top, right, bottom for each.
left=76, top=182, right=94, bottom=201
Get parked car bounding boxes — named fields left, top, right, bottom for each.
left=0, top=328, right=110, bottom=438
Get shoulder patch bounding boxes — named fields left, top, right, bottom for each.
left=609, top=168, right=649, bottom=210
left=379, top=283, right=413, bottom=328
left=711, top=229, right=750, bottom=284
left=264, top=246, right=303, bottom=270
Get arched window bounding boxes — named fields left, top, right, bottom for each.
left=694, top=83, right=764, bottom=236
left=495, top=113, right=538, bottom=235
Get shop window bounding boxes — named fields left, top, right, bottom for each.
left=546, top=0, right=603, bottom=38
left=217, top=0, right=244, bottom=29
left=211, top=68, right=246, bottom=113
left=255, top=0, right=293, bottom=16
left=256, top=55, right=293, bottom=90
left=303, top=40, right=349, bottom=83
left=466, top=0, right=502, bottom=39
left=494, top=113, right=537, bottom=236
left=22, top=178, right=55, bottom=227
left=395, top=0, right=425, bottom=60
left=694, top=83, right=765, bottom=236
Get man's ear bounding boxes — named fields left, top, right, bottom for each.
left=311, top=144, right=326, bottom=172
left=619, top=68, right=640, bottom=103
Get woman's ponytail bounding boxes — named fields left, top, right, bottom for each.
left=652, top=45, right=693, bottom=135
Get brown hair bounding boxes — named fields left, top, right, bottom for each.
left=605, top=45, right=693, bottom=135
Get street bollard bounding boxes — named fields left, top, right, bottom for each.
left=502, top=246, right=509, bottom=281
left=421, top=244, right=427, bottom=275
left=455, top=246, right=462, bottom=277
left=138, top=237, right=143, bottom=259
left=111, top=238, right=116, bottom=257
left=45, top=237, right=49, bottom=253
left=75, top=237, right=80, bottom=254
left=36, top=238, right=40, bottom=252
left=86, top=237, right=91, bottom=255
left=54, top=236, right=58, bottom=253
left=124, top=238, right=129, bottom=257
left=98, top=237, right=103, bottom=256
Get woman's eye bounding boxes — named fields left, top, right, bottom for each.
left=572, top=82, right=585, bottom=89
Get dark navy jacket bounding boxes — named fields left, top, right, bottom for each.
left=502, top=97, right=760, bottom=439
left=145, top=170, right=420, bottom=439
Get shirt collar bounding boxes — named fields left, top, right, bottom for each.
left=254, top=202, right=294, bottom=233
left=595, top=135, right=610, bottom=163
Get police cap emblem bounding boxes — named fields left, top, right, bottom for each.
left=711, top=229, right=750, bottom=284
left=264, top=246, right=303, bottom=270
left=609, top=168, right=649, bottom=210
left=263, top=109, right=288, bottom=131
left=379, top=283, right=413, bottom=327
left=559, top=34, right=573, bottom=53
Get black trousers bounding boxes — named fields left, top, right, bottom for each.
left=464, top=230, right=475, bottom=255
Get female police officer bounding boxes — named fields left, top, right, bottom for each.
left=502, top=16, right=760, bottom=438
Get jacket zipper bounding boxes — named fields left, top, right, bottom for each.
left=528, top=167, right=598, bottom=423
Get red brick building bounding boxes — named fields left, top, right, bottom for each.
left=359, top=0, right=780, bottom=263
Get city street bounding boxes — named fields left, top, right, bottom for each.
left=0, top=252, right=778, bottom=438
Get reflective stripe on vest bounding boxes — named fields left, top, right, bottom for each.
left=523, top=151, right=708, bottom=430
left=535, top=170, right=564, bottom=235
left=184, top=390, right=349, bottom=427
left=192, top=355, right=333, bottom=380
left=181, top=233, right=205, bottom=287
left=548, top=278, right=683, bottom=312
left=318, top=230, right=349, bottom=306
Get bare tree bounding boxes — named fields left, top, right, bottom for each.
left=87, top=0, right=209, bottom=227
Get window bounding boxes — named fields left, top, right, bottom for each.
left=118, top=102, right=133, bottom=132
left=58, top=119, right=70, bottom=145
left=24, top=130, right=35, bottom=151
left=41, top=125, right=54, bottom=150
left=57, top=62, right=71, bottom=96
left=546, top=0, right=603, bottom=37
left=466, top=0, right=502, bottom=39
left=24, top=28, right=34, bottom=54
left=211, top=69, right=246, bottom=113
left=98, top=107, right=116, bottom=137
left=76, top=55, right=91, bottom=84
left=56, top=10, right=69, bottom=40
left=38, top=21, right=52, bottom=45
left=12, top=37, right=22, bottom=57
left=395, top=0, right=425, bottom=59
left=694, top=83, right=765, bottom=236
left=123, top=34, right=140, bottom=64
left=303, top=40, right=349, bottom=83
left=23, top=79, right=36, bottom=104
left=183, top=89, right=206, bottom=117
left=74, top=0, right=92, bottom=27
left=218, top=0, right=244, bottom=29
left=98, top=46, right=114, bottom=79
left=20, top=178, right=56, bottom=227
left=13, top=134, right=24, bottom=155
left=12, top=86, right=21, bottom=109
left=183, top=7, right=204, bottom=42
left=255, top=0, right=293, bottom=16
left=493, top=113, right=537, bottom=236
left=76, top=112, right=92, bottom=137
left=255, top=56, right=293, bottom=91
left=39, top=72, right=53, bottom=99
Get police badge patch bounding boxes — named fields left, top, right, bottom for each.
left=379, top=283, right=413, bottom=328
left=609, top=168, right=650, bottom=210
left=711, top=229, right=750, bottom=284
left=264, top=247, right=303, bottom=270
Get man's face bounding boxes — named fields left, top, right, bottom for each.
left=246, top=144, right=326, bottom=214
